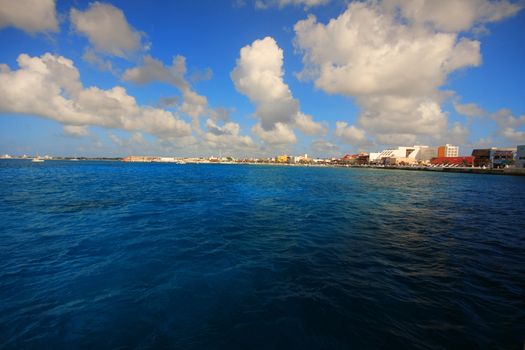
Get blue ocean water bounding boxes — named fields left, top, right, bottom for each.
left=0, top=160, right=524, bottom=349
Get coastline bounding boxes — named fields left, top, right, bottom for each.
left=3, top=157, right=525, bottom=176
left=244, top=162, right=525, bottom=176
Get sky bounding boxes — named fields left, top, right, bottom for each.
left=0, top=0, right=524, bottom=158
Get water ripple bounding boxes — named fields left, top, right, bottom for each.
left=0, top=160, right=524, bottom=349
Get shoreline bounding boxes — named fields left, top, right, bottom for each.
left=244, top=163, right=525, bottom=176
left=2, top=158, right=525, bottom=176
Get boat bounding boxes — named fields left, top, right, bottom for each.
left=32, top=157, right=44, bottom=163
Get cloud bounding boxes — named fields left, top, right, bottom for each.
left=82, top=48, right=116, bottom=73
left=205, top=119, right=239, bottom=136
left=456, top=100, right=525, bottom=146
left=0, top=0, right=58, bottom=34
left=472, top=137, right=494, bottom=148
left=295, top=112, right=327, bottom=135
left=334, top=122, right=370, bottom=146
left=209, top=107, right=234, bottom=121
left=70, top=2, right=144, bottom=57
left=454, top=102, right=524, bottom=145
left=255, top=0, right=330, bottom=9
left=109, top=131, right=147, bottom=148
left=294, top=1, right=519, bottom=146
left=454, top=100, right=486, bottom=117
left=231, top=36, right=324, bottom=145
left=123, top=55, right=188, bottom=88
left=446, top=122, right=470, bottom=146
left=190, top=67, right=213, bottom=83
left=158, top=96, right=180, bottom=108
left=203, top=119, right=257, bottom=150
left=231, top=37, right=297, bottom=129
left=124, top=54, right=255, bottom=153
left=63, top=125, right=90, bottom=138
left=499, top=127, right=525, bottom=143
left=382, top=0, right=521, bottom=32
left=252, top=122, right=297, bottom=145
left=491, top=109, right=525, bottom=143
left=492, top=108, right=525, bottom=129
left=0, top=53, right=192, bottom=140
left=123, top=55, right=210, bottom=128
left=311, top=140, right=339, bottom=155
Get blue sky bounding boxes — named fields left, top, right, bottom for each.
left=0, top=0, right=523, bottom=157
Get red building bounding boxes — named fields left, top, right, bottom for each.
left=340, top=153, right=369, bottom=165
left=430, top=156, right=474, bottom=166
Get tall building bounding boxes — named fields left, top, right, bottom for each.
left=437, top=144, right=459, bottom=158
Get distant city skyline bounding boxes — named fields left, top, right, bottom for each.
left=0, top=0, right=524, bottom=158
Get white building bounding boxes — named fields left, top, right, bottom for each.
left=374, top=145, right=437, bottom=164
left=291, top=154, right=309, bottom=163
left=369, top=152, right=381, bottom=163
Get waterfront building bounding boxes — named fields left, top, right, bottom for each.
left=356, top=153, right=369, bottom=164
left=491, top=149, right=515, bottom=168
left=337, top=153, right=368, bottom=165
left=376, top=148, right=412, bottom=164
left=516, top=145, right=525, bottom=168
left=472, top=148, right=516, bottom=168
left=375, top=146, right=436, bottom=165
left=122, top=156, right=156, bottom=162
left=340, top=154, right=358, bottom=165
left=472, top=149, right=491, bottom=167
left=291, top=154, right=310, bottom=164
left=275, top=155, right=289, bottom=163
left=156, top=157, right=177, bottom=163
left=369, top=152, right=381, bottom=163
left=417, top=146, right=438, bottom=162
left=438, top=144, right=459, bottom=158
left=430, top=156, right=474, bottom=167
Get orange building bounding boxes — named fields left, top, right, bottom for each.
left=437, top=144, right=459, bottom=158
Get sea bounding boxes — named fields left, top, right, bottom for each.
left=0, top=160, right=524, bottom=349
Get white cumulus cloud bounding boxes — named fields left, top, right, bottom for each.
left=123, top=54, right=215, bottom=133
left=294, top=0, right=519, bottom=146
left=123, top=54, right=258, bottom=152
left=295, top=112, right=327, bottom=135
left=252, top=122, right=297, bottom=145
left=204, top=119, right=256, bottom=150
left=334, top=122, right=370, bottom=147
left=71, top=2, right=144, bottom=57
left=231, top=36, right=325, bottom=145
left=0, top=53, right=192, bottom=140
left=0, top=0, right=58, bottom=34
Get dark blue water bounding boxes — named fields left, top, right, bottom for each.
left=1, top=160, right=524, bottom=349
